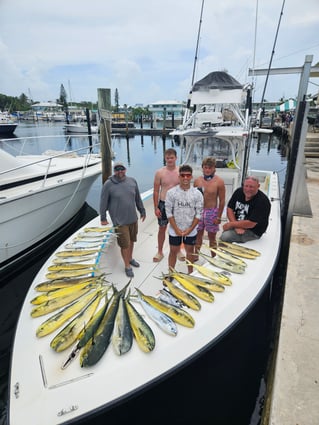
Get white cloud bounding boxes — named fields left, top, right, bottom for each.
left=1, top=0, right=318, bottom=105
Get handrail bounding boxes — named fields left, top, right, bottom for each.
left=0, top=136, right=101, bottom=178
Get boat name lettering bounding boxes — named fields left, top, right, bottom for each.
left=57, top=405, right=79, bottom=416
left=14, top=382, right=20, bottom=398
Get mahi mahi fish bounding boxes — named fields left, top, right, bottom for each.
left=198, top=252, right=246, bottom=274
left=36, top=286, right=103, bottom=337
left=135, top=289, right=195, bottom=328
left=168, top=270, right=225, bottom=293
left=34, top=276, right=104, bottom=292
left=158, top=288, right=184, bottom=308
left=134, top=288, right=178, bottom=336
left=161, top=277, right=202, bottom=310
left=47, top=262, right=97, bottom=271
left=50, top=290, right=105, bottom=352
left=166, top=273, right=214, bottom=303
left=185, top=260, right=232, bottom=286
left=52, top=254, right=98, bottom=264
left=217, top=240, right=261, bottom=259
left=111, top=295, right=133, bottom=355
left=83, top=226, right=114, bottom=233
left=125, top=297, right=156, bottom=353
left=45, top=268, right=99, bottom=280
left=31, top=279, right=103, bottom=305
left=61, top=295, right=110, bottom=369
left=31, top=284, right=97, bottom=317
left=208, top=247, right=247, bottom=267
left=80, top=285, right=128, bottom=367
left=55, top=249, right=101, bottom=258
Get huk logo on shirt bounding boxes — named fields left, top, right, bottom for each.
left=177, top=201, right=191, bottom=207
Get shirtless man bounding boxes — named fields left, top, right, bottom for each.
left=153, top=148, right=179, bottom=262
left=193, top=157, right=225, bottom=258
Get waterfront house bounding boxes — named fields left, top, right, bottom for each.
left=148, top=100, right=185, bottom=128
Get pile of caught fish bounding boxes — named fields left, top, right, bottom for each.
left=30, top=232, right=260, bottom=369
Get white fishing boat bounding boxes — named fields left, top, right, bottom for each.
left=0, top=134, right=101, bottom=278
left=9, top=73, right=281, bottom=425
left=64, top=122, right=99, bottom=134
left=22, top=101, right=65, bottom=121
left=0, top=112, right=18, bottom=135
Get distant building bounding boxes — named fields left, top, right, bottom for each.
left=148, top=100, right=185, bottom=126
left=23, top=101, right=65, bottom=121
left=252, top=101, right=278, bottom=113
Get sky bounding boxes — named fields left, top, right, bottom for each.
left=1, top=0, right=318, bottom=107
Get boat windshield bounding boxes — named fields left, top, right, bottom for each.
left=182, top=137, right=236, bottom=170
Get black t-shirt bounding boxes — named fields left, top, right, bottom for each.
left=227, top=188, right=271, bottom=236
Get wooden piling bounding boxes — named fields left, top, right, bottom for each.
left=97, top=88, right=112, bottom=184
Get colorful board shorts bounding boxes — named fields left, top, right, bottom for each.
left=197, top=207, right=219, bottom=233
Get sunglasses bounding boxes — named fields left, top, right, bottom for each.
left=114, top=166, right=126, bottom=171
left=180, top=173, right=192, bottom=178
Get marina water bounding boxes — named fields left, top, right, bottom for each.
left=0, top=122, right=288, bottom=425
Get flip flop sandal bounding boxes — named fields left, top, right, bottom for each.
left=153, top=253, right=164, bottom=262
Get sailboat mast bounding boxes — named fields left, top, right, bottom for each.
left=68, top=80, right=73, bottom=106
left=191, top=0, right=205, bottom=87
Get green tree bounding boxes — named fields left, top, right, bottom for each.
left=0, top=92, right=31, bottom=111
left=58, top=84, right=68, bottom=110
left=131, top=106, right=151, bottom=122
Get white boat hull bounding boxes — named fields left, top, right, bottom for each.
left=0, top=138, right=102, bottom=272
left=64, top=124, right=99, bottom=134
left=1, top=175, right=99, bottom=264
left=9, top=171, right=281, bottom=424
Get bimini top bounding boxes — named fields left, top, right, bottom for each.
left=190, top=71, right=244, bottom=105
left=192, top=71, right=243, bottom=91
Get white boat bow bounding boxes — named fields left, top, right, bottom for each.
left=9, top=70, right=282, bottom=425
left=0, top=135, right=102, bottom=276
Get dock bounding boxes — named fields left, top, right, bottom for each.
left=263, top=131, right=319, bottom=424
left=305, top=131, right=319, bottom=158
left=112, top=127, right=173, bottom=137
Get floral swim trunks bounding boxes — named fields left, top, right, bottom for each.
left=197, top=207, right=219, bottom=233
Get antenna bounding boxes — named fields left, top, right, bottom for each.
left=191, top=0, right=205, bottom=87
left=68, top=80, right=73, bottom=105
left=28, top=88, right=33, bottom=104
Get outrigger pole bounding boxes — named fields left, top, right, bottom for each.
left=184, top=0, right=205, bottom=126
left=191, top=0, right=205, bottom=87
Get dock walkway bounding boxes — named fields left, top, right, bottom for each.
left=265, top=155, right=319, bottom=424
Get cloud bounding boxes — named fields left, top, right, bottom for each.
left=0, top=0, right=318, bottom=105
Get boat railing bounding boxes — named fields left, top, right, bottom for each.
left=0, top=135, right=101, bottom=181
left=0, top=134, right=99, bottom=156
left=178, top=103, right=248, bottom=131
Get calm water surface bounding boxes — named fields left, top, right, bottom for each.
left=0, top=122, right=288, bottom=424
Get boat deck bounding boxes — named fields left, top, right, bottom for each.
left=9, top=171, right=281, bottom=425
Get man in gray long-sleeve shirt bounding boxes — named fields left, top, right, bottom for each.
left=100, top=162, right=146, bottom=278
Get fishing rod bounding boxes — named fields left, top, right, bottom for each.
left=183, top=0, right=205, bottom=125
left=191, top=0, right=205, bottom=87
left=259, top=0, right=286, bottom=107
left=244, top=0, right=286, bottom=182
